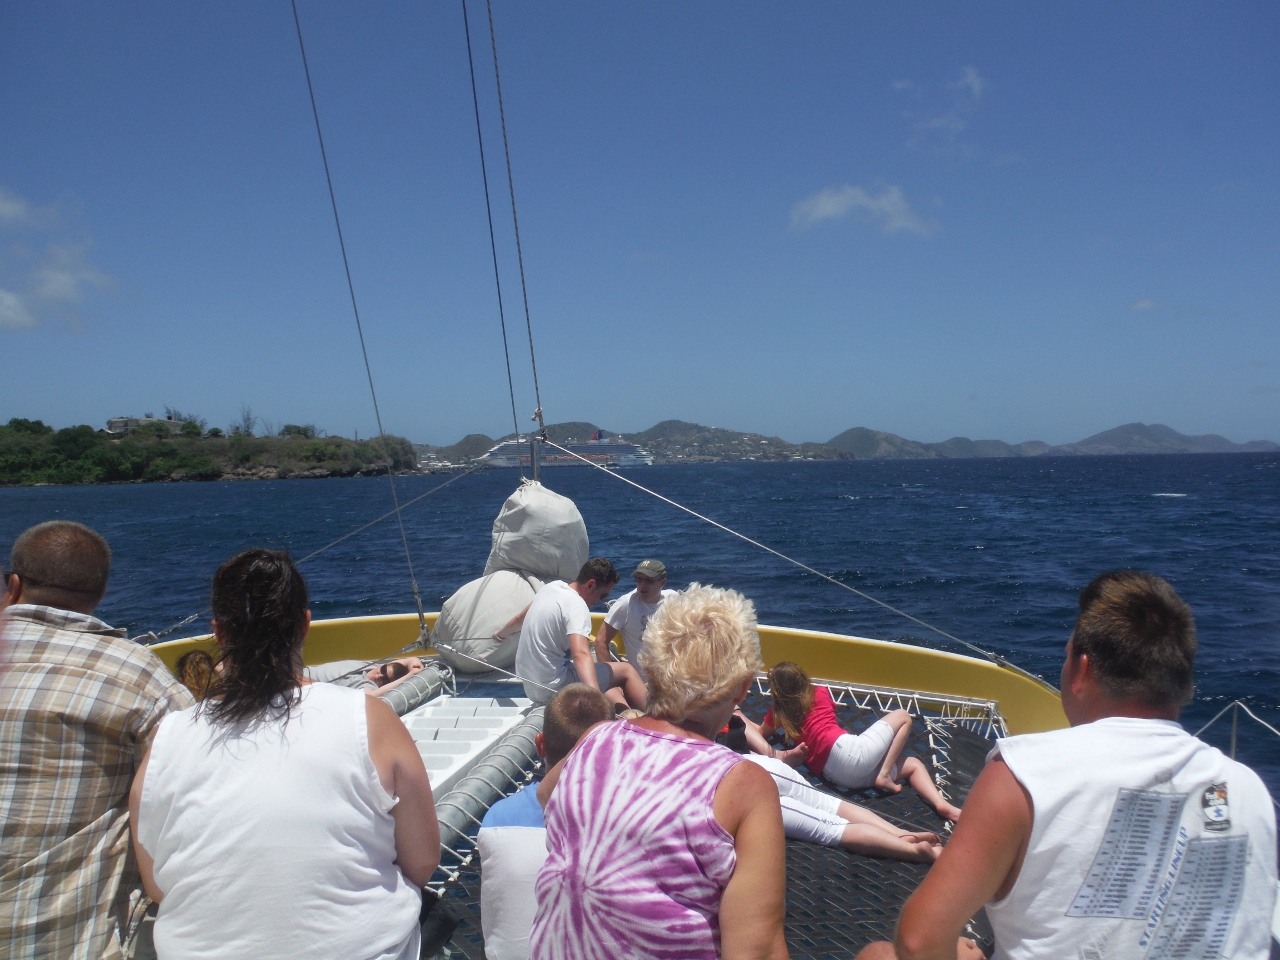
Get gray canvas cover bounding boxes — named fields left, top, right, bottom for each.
left=434, top=569, right=545, bottom=673
left=483, top=480, right=588, bottom=583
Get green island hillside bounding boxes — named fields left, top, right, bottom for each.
left=0, top=418, right=416, bottom=485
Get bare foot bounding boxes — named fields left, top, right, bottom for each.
left=900, top=837, right=942, bottom=863
left=937, top=801, right=962, bottom=823
left=874, top=773, right=903, bottom=793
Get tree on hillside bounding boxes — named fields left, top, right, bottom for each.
left=231, top=406, right=257, bottom=437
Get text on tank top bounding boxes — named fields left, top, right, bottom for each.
left=984, top=716, right=1277, bottom=960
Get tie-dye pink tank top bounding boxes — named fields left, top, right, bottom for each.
left=530, top=720, right=743, bottom=960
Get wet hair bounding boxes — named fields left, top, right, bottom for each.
left=175, top=650, right=216, bottom=700
left=1072, top=571, right=1196, bottom=710
left=575, top=557, right=619, bottom=588
left=542, top=683, right=613, bottom=767
left=767, top=661, right=814, bottom=742
left=202, top=549, right=309, bottom=726
left=9, top=521, right=111, bottom=609
left=640, top=584, right=763, bottom=722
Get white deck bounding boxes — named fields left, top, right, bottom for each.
left=402, top=694, right=534, bottom=796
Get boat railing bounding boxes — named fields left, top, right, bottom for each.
left=751, top=675, right=1008, bottom=741
left=1193, top=701, right=1280, bottom=810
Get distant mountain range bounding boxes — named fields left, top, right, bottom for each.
left=419, top=421, right=1277, bottom=465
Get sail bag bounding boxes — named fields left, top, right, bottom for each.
left=483, top=480, right=588, bottom=583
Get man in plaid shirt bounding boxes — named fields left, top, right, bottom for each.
left=1, top=521, right=194, bottom=960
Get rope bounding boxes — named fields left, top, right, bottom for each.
left=459, top=0, right=524, bottom=470
left=431, top=638, right=558, bottom=695
left=290, top=0, right=427, bottom=632
left=541, top=439, right=1038, bottom=679
left=483, top=0, right=546, bottom=437
left=1193, top=700, right=1280, bottom=740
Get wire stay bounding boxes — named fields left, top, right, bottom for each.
left=540, top=439, right=1043, bottom=682
left=290, top=0, right=427, bottom=631
left=460, top=0, right=524, bottom=471
left=482, top=0, right=546, bottom=440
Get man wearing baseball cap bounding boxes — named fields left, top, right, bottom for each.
left=595, top=559, right=674, bottom=686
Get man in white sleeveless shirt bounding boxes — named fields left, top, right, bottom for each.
left=858, top=570, right=1277, bottom=960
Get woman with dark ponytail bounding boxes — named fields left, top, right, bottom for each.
left=129, top=549, right=439, bottom=960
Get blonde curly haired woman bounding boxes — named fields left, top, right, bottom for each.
left=530, top=584, right=787, bottom=960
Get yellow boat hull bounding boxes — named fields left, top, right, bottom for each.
left=152, top=612, right=1066, bottom=735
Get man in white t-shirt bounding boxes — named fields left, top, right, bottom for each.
left=498, top=558, right=647, bottom=707
left=594, top=559, right=674, bottom=684
left=857, top=571, right=1278, bottom=960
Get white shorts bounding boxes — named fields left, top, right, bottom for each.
left=822, top=719, right=895, bottom=789
left=778, top=797, right=847, bottom=847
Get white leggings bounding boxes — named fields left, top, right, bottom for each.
left=745, top=754, right=848, bottom=847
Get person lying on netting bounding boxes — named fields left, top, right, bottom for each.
left=717, top=717, right=943, bottom=863
left=741, top=661, right=962, bottom=823
left=302, top=655, right=427, bottom=698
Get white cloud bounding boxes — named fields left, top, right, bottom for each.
left=0, top=288, right=36, bottom=330
left=790, top=184, right=937, bottom=236
left=955, top=66, right=985, bottom=101
left=1129, top=298, right=1158, bottom=311
left=33, top=243, right=111, bottom=304
left=899, top=67, right=989, bottom=157
left=0, top=188, right=112, bottom=331
left=0, top=189, right=31, bottom=224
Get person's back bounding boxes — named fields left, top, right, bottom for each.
left=513, top=580, right=590, bottom=702
left=861, top=571, right=1278, bottom=960
left=129, top=549, right=437, bottom=960
left=986, top=717, right=1275, bottom=958
left=137, top=683, right=421, bottom=959
left=0, top=521, right=193, bottom=960
left=533, top=719, right=743, bottom=959
left=477, top=684, right=612, bottom=960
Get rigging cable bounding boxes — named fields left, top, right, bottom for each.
left=460, top=0, right=525, bottom=472
left=145, top=464, right=484, bottom=642
left=483, top=0, right=547, bottom=440
left=288, top=0, right=428, bottom=632
left=541, top=439, right=1043, bottom=684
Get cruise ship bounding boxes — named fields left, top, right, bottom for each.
left=476, top=431, right=654, bottom=469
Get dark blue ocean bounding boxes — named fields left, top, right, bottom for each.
left=3, top=454, right=1277, bottom=796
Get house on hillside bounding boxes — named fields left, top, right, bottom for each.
left=106, top=415, right=184, bottom=436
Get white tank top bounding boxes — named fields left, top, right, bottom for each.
left=985, top=716, right=1277, bottom=960
left=138, top=682, right=422, bottom=960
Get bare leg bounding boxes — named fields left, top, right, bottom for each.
left=836, top=800, right=941, bottom=846
left=606, top=661, right=648, bottom=710
left=838, top=824, right=942, bottom=863
left=874, top=709, right=915, bottom=793
left=900, top=756, right=962, bottom=823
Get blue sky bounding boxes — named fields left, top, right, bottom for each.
left=1, top=1, right=1276, bottom=446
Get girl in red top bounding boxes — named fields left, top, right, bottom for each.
left=744, top=662, right=961, bottom=823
